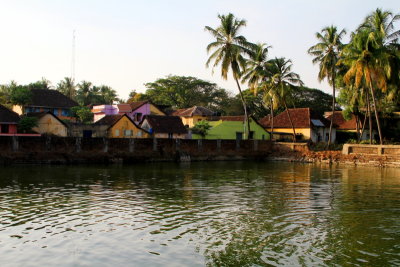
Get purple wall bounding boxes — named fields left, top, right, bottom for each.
left=127, top=104, right=151, bottom=123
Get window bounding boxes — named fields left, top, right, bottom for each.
left=35, top=107, right=41, bottom=113
left=134, top=113, right=142, bottom=121
left=61, top=109, right=70, bottom=117
left=168, top=133, right=173, bottom=139
left=249, top=131, right=254, bottom=139
left=137, top=131, right=142, bottom=137
left=1, top=124, right=9, bottom=133
left=325, top=133, right=329, bottom=141
left=124, top=130, right=132, bottom=136
left=53, top=109, right=59, bottom=116
left=236, top=132, right=243, bottom=140
left=115, top=129, right=120, bottom=136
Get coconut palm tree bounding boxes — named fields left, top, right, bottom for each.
left=308, top=25, right=346, bottom=147
left=358, top=8, right=400, bottom=46
left=205, top=13, right=254, bottom=139
left=241, top=43, right=275, bottom=139
left=242, top=42, right=271, bottom=91
left=268, top=57, right=304, bottom=142
left=57, top=77, right=76, bottom=100
left=339, top=30, right=388, bottom=144
left=260, top=81, right=280, bottom=140
left=76, top=81, right=93, bottom=106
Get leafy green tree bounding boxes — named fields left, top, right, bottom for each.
left=205, top=13, right=254, bottom=139
left=292, top=87, right=337, bottom=114
left=57, top=77, right=76, bottom=100
left=71, top=106, right=93, bottom=124
left=0, top=81, right=18, bottom=108
left=308, top=25, right=346, bottom=146
left=28, top=77, right=53, bottom=90
left=191, top=120, right=212, bottom=138
left=144, top=75, right=231, bottom=112
left=18, top=117, right=38, bottom=133
left=10, top=86, right=32, bottom=114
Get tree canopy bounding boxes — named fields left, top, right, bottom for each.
left=142, top=75, right=232, bottom=112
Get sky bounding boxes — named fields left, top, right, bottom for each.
left=0, top=0, right=398, bottom=100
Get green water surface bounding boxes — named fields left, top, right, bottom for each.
left=0, top=162, right=399, bottom=266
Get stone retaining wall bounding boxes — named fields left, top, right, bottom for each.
left=0, top=136, right=273, bottom=164
left=342, top=144, right=400, bottom=156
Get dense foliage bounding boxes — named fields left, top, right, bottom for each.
left=71, top=106, right=94, bottom=124
left=17, top=117, right=38, bottom=133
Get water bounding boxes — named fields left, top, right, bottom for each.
left=0, top=162, right=399, bottom=266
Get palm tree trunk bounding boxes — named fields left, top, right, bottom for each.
left=270, top=99, right=274, bottom=141
left=327, top=72, right=336, bottom=147
left=368, top=80, right=383, bottom=145
left=234, top=77, right=251, bottom=139
left=284, top=101, right=296, bottom=143
left=366, top=88, right=372, bottom=144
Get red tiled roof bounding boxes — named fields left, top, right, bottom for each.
left=219, top=116, right=245, bottom=121
left=94, top=114, right=145, bottom=131
left=142, top=115, right=187, bottom=134
left=325, top=111, right=362, bottom=130
left=117, top=104, right=132, bottom=113
left=259, top=115, right=271, bottom=127
left=94, top=114, right=124, bottom=126
left=172, top=106, right=214, bottom=117
left=261, top=108, right=329, bottom=128
left=0, top=104, right=20, bottom=123
left=28, top=89, right=78, bottom=108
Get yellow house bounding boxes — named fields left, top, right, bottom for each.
left=259, top=108, right=336, bottom=143
left=94, top=114, right=149, bottom=138
left=28, top=112, right=68, bottom=137
left=172, top=106, right=214, bottom=128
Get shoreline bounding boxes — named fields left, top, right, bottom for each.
left=2, top=150, right=400, bottom=168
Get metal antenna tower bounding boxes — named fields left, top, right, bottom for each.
left=71, top=30, right=76, bottom=82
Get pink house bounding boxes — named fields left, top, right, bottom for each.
left=92, top=101, right=165, bottom=123
left=0, top=104, right=20, bottom=135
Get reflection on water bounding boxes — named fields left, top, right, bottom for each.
left=0, top=162, right=400, bottom=266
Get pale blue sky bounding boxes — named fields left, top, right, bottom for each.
left=0, top=0, right=398, bottom=99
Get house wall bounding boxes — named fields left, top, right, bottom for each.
left=270, top=128, right=311, bottom=140
left=193, top=120, right=270, bottom=140
left=109, top=116, right=148, bottom=138
left=92, top=105, right=119, bottom=122
left=12, top=105, right=23, bottom=115
left=149, top=104, right=165, bottom=115
left=181, top=115, right=209, bottom=128
left=13, top=105, right=75, bottom=120
left=0, top=124, right=17, bottom=134
left=68, top=124, right=109, bottom=137
left=32, top=114, right=68, bottom=137
left=310, top=127, right=336, bottom=143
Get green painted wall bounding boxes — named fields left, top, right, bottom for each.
left=192, top=119, right=270, bottom=140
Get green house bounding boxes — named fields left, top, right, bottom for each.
left=192, top=116, right=270, bottom=140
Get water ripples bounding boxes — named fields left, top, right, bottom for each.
left=0, top=163, right=400, bottom=266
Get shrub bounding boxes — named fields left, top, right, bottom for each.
left=191, top=120, right=212, bottom=138
left=18, top=117, right=38, bottom=133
